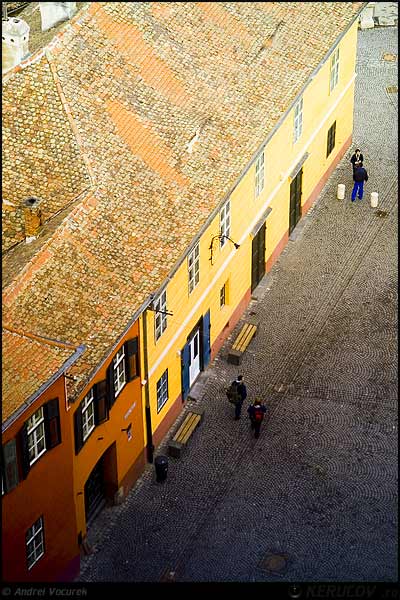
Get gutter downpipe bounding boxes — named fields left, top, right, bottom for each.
left=142, top=307, right=154, bottom=464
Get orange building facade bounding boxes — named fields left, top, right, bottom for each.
left=2, top=367, right=79, bottom=581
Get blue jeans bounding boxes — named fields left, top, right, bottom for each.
left=351, top=181, right=364, bottom=200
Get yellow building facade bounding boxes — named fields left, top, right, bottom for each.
left=145, top=20, right=359, bottom=446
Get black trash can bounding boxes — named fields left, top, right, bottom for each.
left=154, top=455, right=168, bottom=482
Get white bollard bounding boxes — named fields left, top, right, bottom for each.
left=371, top=192, right=378, bottom=208
left=337, top=183, right=345, bottom=200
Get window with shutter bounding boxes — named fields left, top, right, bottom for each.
left=125, top=338, right=139, bottom=381
left=43, top=398, right=61, bottom=449
left=106, top=362, right=116, bottom=409
left=74, top=406, right=84, bottom=454
left=94, top=380, right=109, bottom=424
left=113, top=347, right=126, bottom=397
left=26, top=407, right=46, bottom=465
left=18, top=425, right=31, bottom=479
left=2, top=439, right=20, bottom=493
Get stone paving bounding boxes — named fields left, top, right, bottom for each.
left=77, top=20, right=398, bottom=584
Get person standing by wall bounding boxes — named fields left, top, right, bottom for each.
left=247, top=398, right=267, bottom=438
left=226, top=375, right=247, bottom=420
left=351, top=164, right=369, bottom=201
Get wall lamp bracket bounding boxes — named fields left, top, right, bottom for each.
left=209, top=234, right=240, bottom=265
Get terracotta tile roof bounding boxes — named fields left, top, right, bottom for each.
left=2, top=2, right=364, bottom=408
left=2, top=326, right=83, bottom=424
left=2, top=54, right=91, bottom=253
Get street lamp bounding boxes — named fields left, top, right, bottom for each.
left=209, top=233, right=240, bottom=265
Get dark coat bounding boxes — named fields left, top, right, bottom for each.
left=231, top=380, right=247, bottom=403
left=247, top=403, right=266, bottom=421
left=353, top=166, right=368, bottom=182
left=350, top=152, right=364, bottom=169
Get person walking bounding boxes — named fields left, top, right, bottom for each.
left=351, top=164, right=369, bottom=201
left=350, top=148, right=364, bottom=173
left=247, top=398, right=267, bottom=438
left=226, top=375, right=247, bottom=420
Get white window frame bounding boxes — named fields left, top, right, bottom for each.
left=82, top=389, right=95, bottom=441
left=330, top=47, right=339, bottom=92
left=113, top=347, right=126, bottom=397
left=154, top=289, right=168, bottom=341
left=26, top=516, right=45, bottom=570
left=293, top=97, right=303, bottom=144
left=255, top=151, right=265, bottom=197
left=27, top=407, right=46, bottom=466
left=156, top=370, right=168, bottom=412
left=188, top=243, right=200, bottom=294
left=219, top=200, right=231, bottom=248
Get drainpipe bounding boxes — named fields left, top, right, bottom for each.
left=142, top=309, right=154, bottom=463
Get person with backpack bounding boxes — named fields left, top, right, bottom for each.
left=247, top=398, right=267, bottom=438
left=226, top=375, right=247, bottom=420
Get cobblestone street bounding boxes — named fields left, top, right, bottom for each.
left=77, top=20, right=398, bottom=584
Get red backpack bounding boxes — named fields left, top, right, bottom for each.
left=254, top=405, right=264, bottom=422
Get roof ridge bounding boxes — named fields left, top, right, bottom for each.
left=1, top=1, right=96, bottom=82
left=44, top=49, right=96, bottom=186
left=2, top=189, right=96, bottom=305
left=2, top=324, right=81, bottom=351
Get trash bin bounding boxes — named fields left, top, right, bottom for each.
left=154, top=455, right=168, bottom=482
left=370, top=192, right=378, bottom=208
left=337, top=183, right=345, bottom=200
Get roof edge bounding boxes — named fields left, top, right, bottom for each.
left=2, top=343, right=86, bottom=432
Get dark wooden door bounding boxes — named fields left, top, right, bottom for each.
left=289, top=168, right=303, bottom=234
left=84, top=457, right=105, bottom=524
left=251, top=223, right=266, bottom=292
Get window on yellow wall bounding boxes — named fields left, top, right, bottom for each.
left=220, top=280, right=229, bottom=307
left=188, top=243, right=200, bottom=294
left=326, top=121, right=336, bottom=157
left=157, top=369, right=168, bottom=412
left=154, top=289, right=168, bottom=340
left=330, top=47, right=340, bottom=92
left=293, top=97, right=303, bottom=144
left=255, top=151, right=265, bottom=197
left=220, top=200, right=231, bottom=248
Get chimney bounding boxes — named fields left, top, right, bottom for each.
left=2, top=16, right=30, bottom=74
left=23, top=197, right=43, bottom=243
left=39, top=2, right=77, bottom=32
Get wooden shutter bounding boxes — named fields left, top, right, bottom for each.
left=181, top=342, right=190, bottom=401
left=74, top=406, right=84, bottom=454
left=2, top=439, right=19, bottom=492
left=202, top=310, right=211, bottom=369
left=125, top=337, right=139, bottom=382
left=94, top=380, right=109, bottom=425
left=43, top=398, right=61, bottom=449
left=17, top=425, right=31, bottom=479
left=106, top=363, right=116, bottom=409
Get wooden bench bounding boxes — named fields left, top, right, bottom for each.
left=168, top=406, right=205, bottom=458
left=228, top=319, right=258, bottom=365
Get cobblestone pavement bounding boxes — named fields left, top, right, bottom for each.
left=77, top=23, right=398, bottom=584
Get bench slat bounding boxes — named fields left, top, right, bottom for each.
left=236, top=325, right=256, bottom=352
left=233, top=324, right=256, bottom=352
left=177, top=414, right=198, bottom=442
left=180, top=414, right=201, bottom=444
left=232, top=324, right=256, bottom=350
left=173, top=413, right=197, bottom=442
left=231, top=324, right=251, bottom=350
